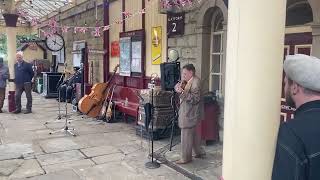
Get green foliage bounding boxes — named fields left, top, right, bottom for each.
left=16, top=34, right=38, bottom=48
left=0, top=34, right=38, bottom=58
left=0, top=33, right=7, bottom=57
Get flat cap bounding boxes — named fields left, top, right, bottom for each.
left=284, top=54, right=320, bottom=92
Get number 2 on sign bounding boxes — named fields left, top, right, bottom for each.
left=172, top=23, right=177, bottom=32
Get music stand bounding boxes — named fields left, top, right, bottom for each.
left=49, top=84, right=76, bottom=136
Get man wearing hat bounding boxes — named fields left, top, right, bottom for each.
left=0, top=57, right=9, bottom=113
left=272, top=54, right=320, bottom=180
left=13, top=51, right=34, bottom=114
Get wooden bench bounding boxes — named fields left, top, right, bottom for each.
left=112, top=85, right=140, bottom=122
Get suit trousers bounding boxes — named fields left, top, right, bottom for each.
left=15, top=82, right=32, bottom=111
left=181, top=124, right=205, bottom=162
left=0, top=88, right=5, bottom=110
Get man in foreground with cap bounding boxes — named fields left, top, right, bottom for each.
left=272, top=54, right=320, bottom=180
left=0, top=57, right=9, bottom=113
left=13, top=51, right=34, bottom=114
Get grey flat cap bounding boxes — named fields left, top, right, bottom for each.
left=284, top=54, right=320, bottom=91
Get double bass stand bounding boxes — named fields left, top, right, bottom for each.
left=49, top=87, right=76, bottom=136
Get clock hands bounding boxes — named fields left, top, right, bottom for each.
left=53, top=39, right=62, bottom=46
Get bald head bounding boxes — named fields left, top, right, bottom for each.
left=16, top=51, right=23, bottom=63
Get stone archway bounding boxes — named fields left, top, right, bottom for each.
left=194, top=0, right=228, bottom=141
left=195, top=0, right=228, bottom=93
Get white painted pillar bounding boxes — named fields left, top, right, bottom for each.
left=222, top=0, right=286, bottom=179
left=6, top=27, right=16, bottom=91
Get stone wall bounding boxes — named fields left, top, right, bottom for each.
left=167, top=10, right=200, bottom=75
left=41, top=1, right=104, bottom=84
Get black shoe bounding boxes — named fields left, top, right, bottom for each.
left=0, top=109, right=3, bottom=113
left=12, top=109, right=21, bottom=114
left=24, top=110, right=32, bottom=114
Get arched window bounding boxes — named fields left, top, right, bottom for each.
left=210, top=9, right=224, bottom=98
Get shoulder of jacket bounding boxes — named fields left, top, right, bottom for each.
left=193, top=77, right=201, bottom=85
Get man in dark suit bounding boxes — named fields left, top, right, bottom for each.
left=13, top=51, right=34, bottom=114
left=272, top=54, right=320, bottom=180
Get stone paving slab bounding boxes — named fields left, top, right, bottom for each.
left=38, top=138, right=83, bottom=153
left=80, top=145, right=120, bottom=157
left=42, top=159, right=95, bottom=174
left=16, top=169, right=81, bottom=180
left=196, top=165, right=222, bottom=180
left=73, top=162, right=153, bottom=180
left=33, top=129, right=67, bottom=140
left=9, top=159, right=44, bottom=179
left=118, top=143, right=144, bottom=155
left=91, top=153, right=125, bottom=165
left=0, top=159, right=24, bottom=176
left=36, top=150, right=85, bottom=166
left=72, top=133, right=115, bottom=148
left=0, top=143, right=33, bottom=160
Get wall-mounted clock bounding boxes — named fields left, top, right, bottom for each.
left=45, top=33, right=65, bottom=52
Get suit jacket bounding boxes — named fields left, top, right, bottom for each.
left=14, top=61, right=34, bottom=85
left=178, top=76, right=203, bottom=129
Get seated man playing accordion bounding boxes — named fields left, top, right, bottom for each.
left=57, top=67, right=82, bottom=103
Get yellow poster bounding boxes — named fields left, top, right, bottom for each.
left=151, top=26, right=162, bottom=65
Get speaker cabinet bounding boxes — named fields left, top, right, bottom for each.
left=42, top=72, right=63, bottom=98
left=160, top=62, right=180, bottom=91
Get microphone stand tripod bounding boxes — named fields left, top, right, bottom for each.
left=169, top=90, right=178, bottom=151
left=49, top=83, right=76, bottom=136
left=169, top=60, right=180, bottom=151
left=145, top=78, right=160, bottom=169
left=44, top=73, right=65, bottom=125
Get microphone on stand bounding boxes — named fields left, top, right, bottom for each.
left=145, top=72, right=160, bottom=169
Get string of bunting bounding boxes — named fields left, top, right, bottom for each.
left=17, top=0, right=203, bottom=38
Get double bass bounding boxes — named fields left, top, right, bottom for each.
left=78, top=65, right=119, bottom=118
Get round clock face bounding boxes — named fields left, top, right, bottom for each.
left=45, top=34, right=64, bottom=52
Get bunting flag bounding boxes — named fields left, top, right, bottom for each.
left=17, top=0, right=202, bottom=38
left=92, top=27, right=101, bottom=37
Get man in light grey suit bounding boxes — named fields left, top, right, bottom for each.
left=175, top=64, right=205, bottom=164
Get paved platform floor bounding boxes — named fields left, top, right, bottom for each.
left=0, top=92, right=222, bottom=180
